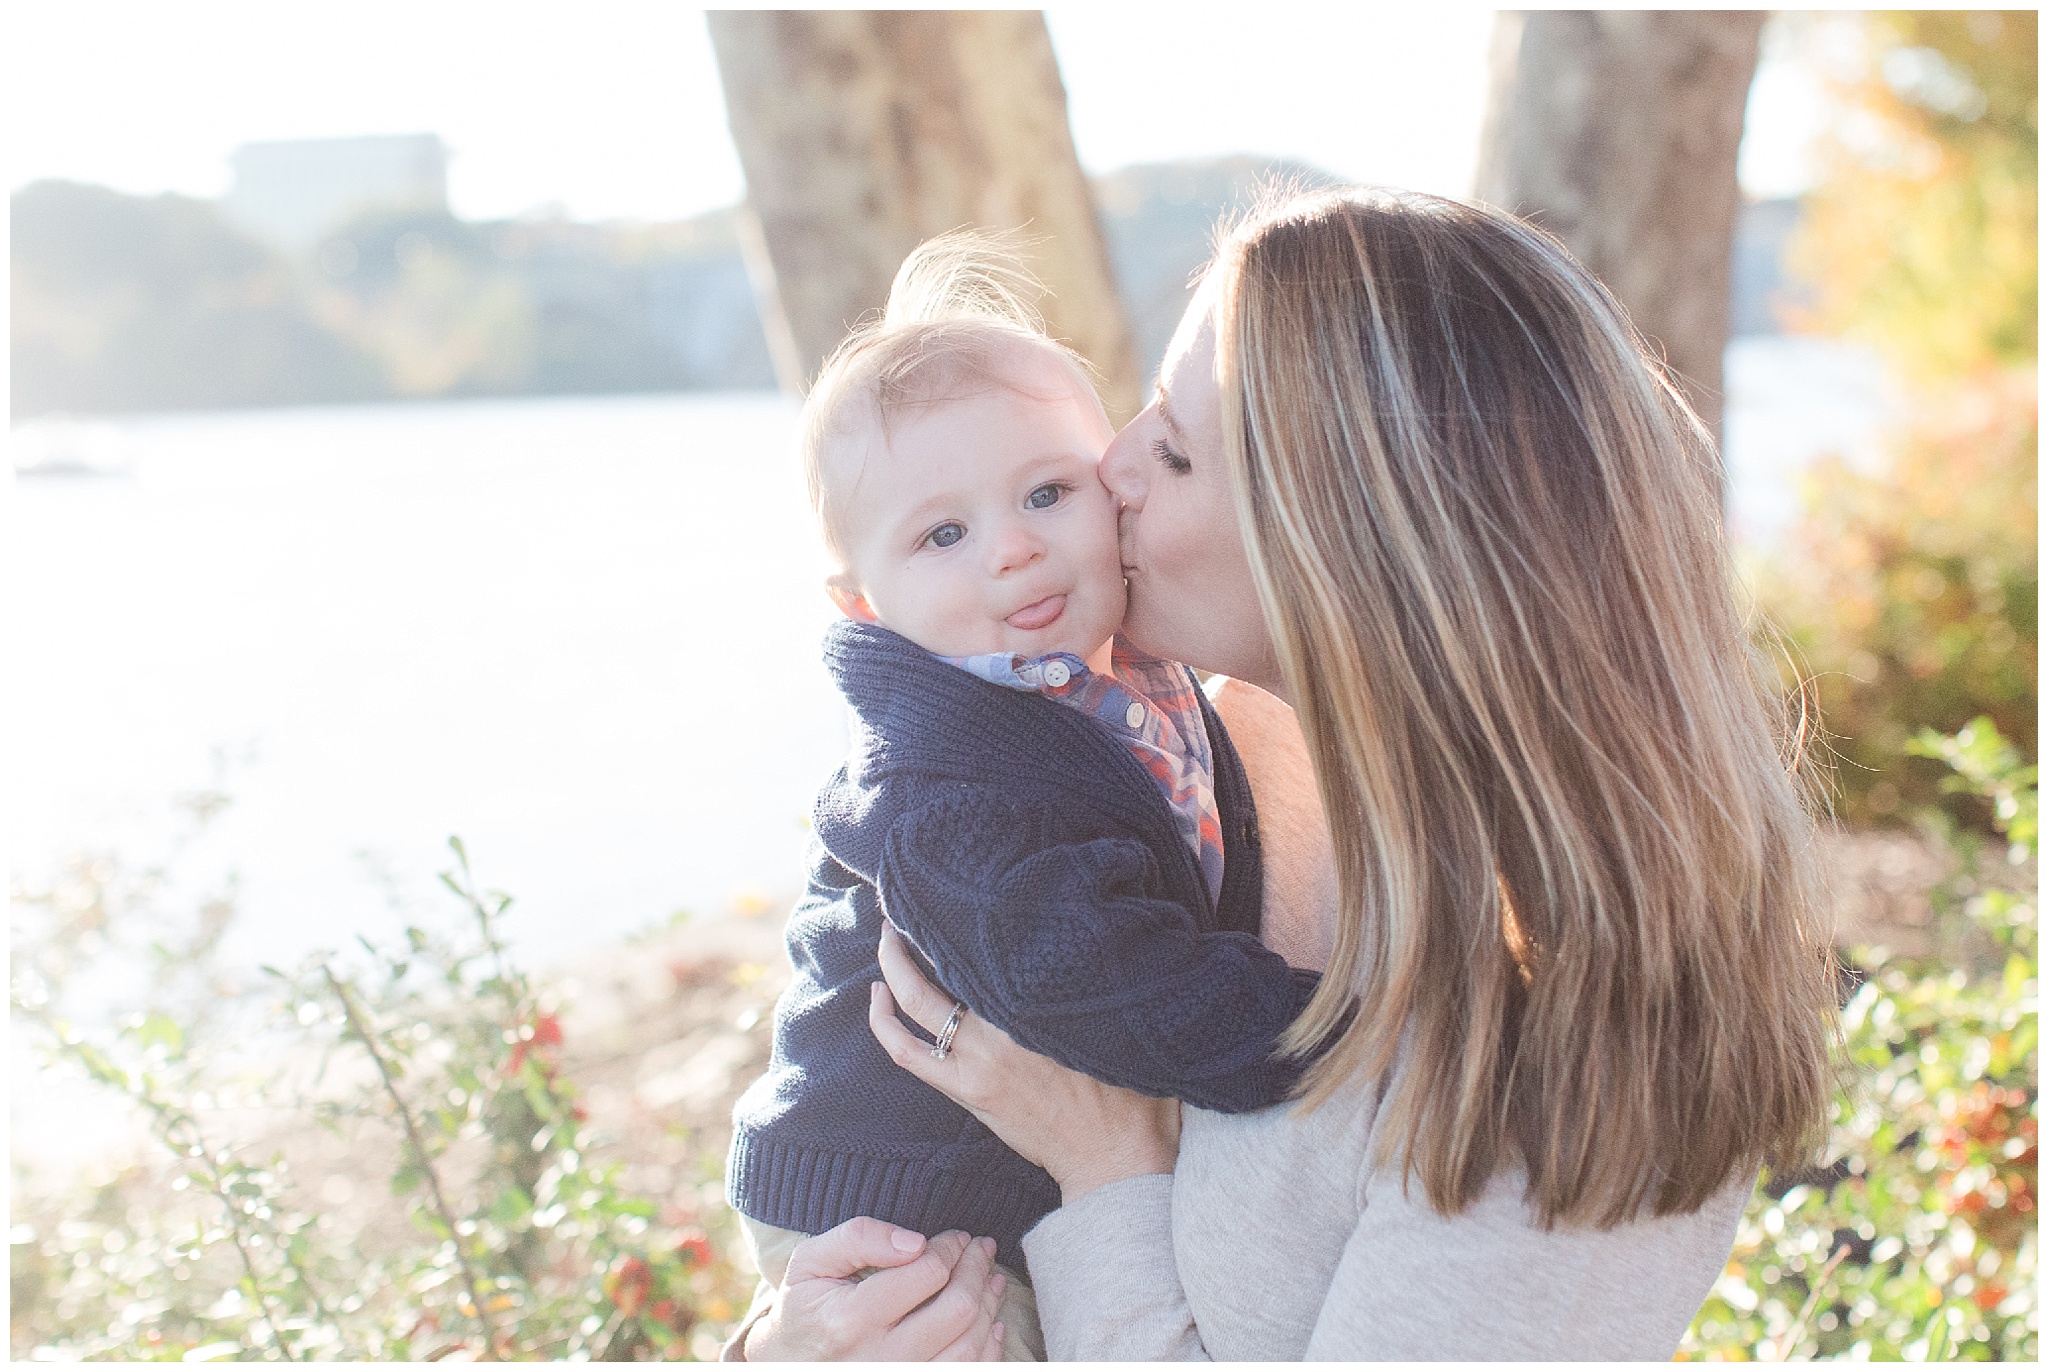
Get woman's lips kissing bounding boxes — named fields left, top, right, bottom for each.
left=1005, top=594, right=1067, bottom=630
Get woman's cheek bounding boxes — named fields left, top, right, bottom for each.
left=1147, top=481, right=1198, bottom=582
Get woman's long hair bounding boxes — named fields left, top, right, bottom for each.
left=1214, top=188, right=1838, bottom=1227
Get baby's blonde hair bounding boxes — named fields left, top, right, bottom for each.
left=800, top=231, right=1106, bottom=564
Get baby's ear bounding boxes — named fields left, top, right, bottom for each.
left=825, top=576, right=880, bottom=624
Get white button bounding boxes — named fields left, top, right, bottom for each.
left=1042, top=660, right=1071, bottom=688
left=1125, top=701, right=1146, bottom=729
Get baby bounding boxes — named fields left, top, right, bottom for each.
left=726, top=237, right=1316, bottom=1360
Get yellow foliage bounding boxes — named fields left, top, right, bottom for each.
left=1760, top=12, right=2039, bottom=824
left=1789, top=11, right=2037, bottom=378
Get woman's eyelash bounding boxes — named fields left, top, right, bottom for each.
left=1152, top=438, right=1193, bottom=475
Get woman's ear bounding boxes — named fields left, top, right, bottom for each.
left=826, top=576, right=880, bottom=624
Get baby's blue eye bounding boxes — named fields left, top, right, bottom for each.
left=1027, top=483, right=1068, bottom=510
left=927, top=522, right=966, bottom=549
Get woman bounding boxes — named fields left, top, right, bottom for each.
left=733, top=187, right=1839, bottom=1360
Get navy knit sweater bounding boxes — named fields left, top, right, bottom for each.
left=726, top=621, right=1321, bottom=1267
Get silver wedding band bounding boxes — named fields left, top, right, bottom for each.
left=931, top=1002, right=966, bottom=1060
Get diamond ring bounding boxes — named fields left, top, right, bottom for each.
left=931, top=1002, right=966, bottom=1060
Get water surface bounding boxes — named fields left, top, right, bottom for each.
left=8, top=340, right=1886, bottom=969
left=11, top=392, right=840, bottom=967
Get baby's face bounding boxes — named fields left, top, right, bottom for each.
left=828, top=360, right=1125, bottom=665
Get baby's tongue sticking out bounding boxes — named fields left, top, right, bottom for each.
left=1005, top=594, right=1067, bottom=631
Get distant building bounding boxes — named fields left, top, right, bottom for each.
left=223, top=134, right=448, bottom=255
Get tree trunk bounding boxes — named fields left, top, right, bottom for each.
left=1474, top=10, right=1764, bottom=450
left=707, top=10, right=1141, bottom=421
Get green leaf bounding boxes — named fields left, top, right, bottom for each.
left=127, top=1012, right=186, bottom=1057
left=488, top=1188, right=534, bottom=1226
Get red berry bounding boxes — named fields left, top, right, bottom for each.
left=604, top=1256, right=653, bottom=1317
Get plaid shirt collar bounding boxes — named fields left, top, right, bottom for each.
left=942, top=640, right=1226, bottom=902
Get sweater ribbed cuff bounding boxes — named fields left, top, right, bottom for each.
left=727, top=1129, right=1054, bottom=1271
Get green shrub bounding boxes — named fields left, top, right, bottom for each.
left=1682, top=719, right=2039, bottom=1360
left=1759, top=371, right=2037, bottom=827
left=10, top=836, right=755, bottom=1361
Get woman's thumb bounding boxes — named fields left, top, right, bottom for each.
left=783, top=1216, right=928, bottom=1282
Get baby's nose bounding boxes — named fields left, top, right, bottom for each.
left=987, top=524, right=1046, bottom=574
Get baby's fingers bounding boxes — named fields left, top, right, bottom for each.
left=887, top=1235, right=998, bottom=1360
left=977, top=1270, right=1008, bottom=1362
left=929, top=1315, right=1000, bottom=1362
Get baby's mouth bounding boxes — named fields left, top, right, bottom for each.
left=1005, top=594, right=1067, bottom=631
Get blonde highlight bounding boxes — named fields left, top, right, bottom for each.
left=1213, top=188, right=1838, bottom=1227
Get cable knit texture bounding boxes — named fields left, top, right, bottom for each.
left=727, top=621, right=1320, bottom=1267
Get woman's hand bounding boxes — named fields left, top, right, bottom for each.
left=742, top=1219, right=1006, bottom=1361
left=868, top=922, right=1182, bottom=1203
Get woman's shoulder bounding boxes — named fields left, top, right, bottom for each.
left=1202, top=676, right=1301, bottom=769
left=1203, top=678, right=1339, bottom=971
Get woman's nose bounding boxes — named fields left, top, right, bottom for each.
left=1100, top=419, right=1149, bottom=509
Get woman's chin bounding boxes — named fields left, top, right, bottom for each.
left=1109, top=592, right=1175, bottom=662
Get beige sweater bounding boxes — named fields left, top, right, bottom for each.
left=1018, top=680, right=1747, bottom=1360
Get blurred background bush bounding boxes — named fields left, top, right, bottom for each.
left=1759, top=11, right=2037, bottom=831
left=1680, top=14, right=2038, bottom=1360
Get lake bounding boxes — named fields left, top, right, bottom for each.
left=10, top=391, right=843, bottom=970
left=8, top=338, right=1888, bottom=970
